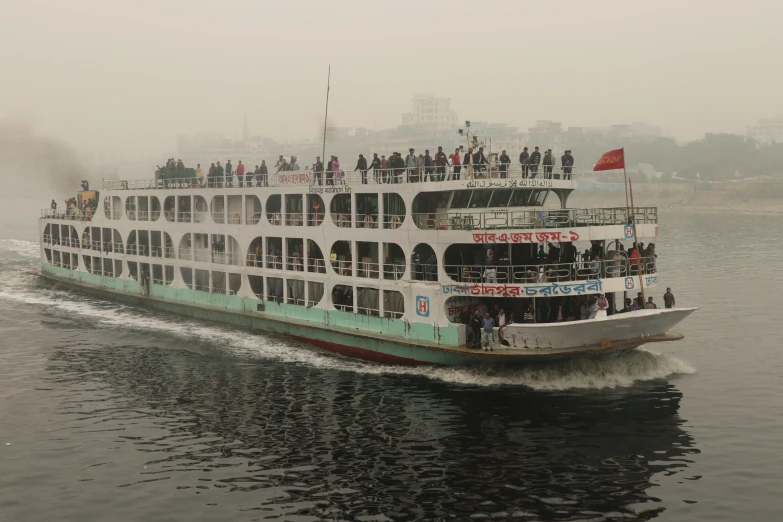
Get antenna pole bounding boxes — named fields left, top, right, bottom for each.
left=321, top=65, right=331, bottom=165
left=629, top=179, right=646, bottom=309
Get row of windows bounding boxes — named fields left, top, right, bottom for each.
left=44, top=249, right=405, bottom=317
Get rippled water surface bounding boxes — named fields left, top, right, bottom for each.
left=1, top=211, right=781, bottom=521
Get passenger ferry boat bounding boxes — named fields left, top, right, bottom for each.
left=38, top=161, right=695, bottom=366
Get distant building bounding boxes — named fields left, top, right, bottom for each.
left=402, top=95, right=458, bottom=130
left=747, top=117, right=783, bottom=144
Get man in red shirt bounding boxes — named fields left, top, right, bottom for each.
left=236, top=160, right=245, bottom=187
left=450, top=147, right=462, bottom=180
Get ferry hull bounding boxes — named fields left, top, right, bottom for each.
left=37, top=271, right=691, bottom=367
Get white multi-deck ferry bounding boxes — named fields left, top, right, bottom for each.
left=38, top=161, right=695, bottom=366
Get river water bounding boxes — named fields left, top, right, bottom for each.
left=0, top=211, right=781, bottom=522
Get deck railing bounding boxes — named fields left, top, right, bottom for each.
left=101, top=163, right=578, bottom=192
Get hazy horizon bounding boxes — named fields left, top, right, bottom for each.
left=2, top=0, right=782, bottom=158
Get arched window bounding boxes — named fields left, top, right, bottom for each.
left=331, top=284, right=353, bottom=312
left=412, top=244, right=438, bottom=281
left=330, top=241, right=352, bottom=276
left=330, top=194, right=351, bottom=228
left=383, top=193, right=406, bottom=229
left=164, top=196, right=176, bottom=222
left=247, top=237, right=263, bottom=267
left=125, top=196, right=137, bottom=221
left=194, top=196, right=208, bottom=223
left=245, top=195, right=262, bottom=225
left=266, top=195, right=281, bottom=225
left=383, top=243, right=406, bottom=280
left=307, top=194, right=325, bottom=226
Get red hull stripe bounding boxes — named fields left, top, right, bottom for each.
left=289, top=335, right=434, bottom=366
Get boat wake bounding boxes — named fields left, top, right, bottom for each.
left=0, top=239, right=695, bottom=390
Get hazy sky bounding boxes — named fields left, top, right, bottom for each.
left=2, top=0, right=781, bottom=157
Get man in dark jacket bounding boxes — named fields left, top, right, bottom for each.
left=499, top=150, right=511, bottom=178
left=355, top=154, right=368, bottom=184
left=423, top=150, right=434, bottom=182
left=474, top=147, right=487, bottom=176
left=326, top=156, right=334, bottom=185
left=529, top=147, right=541, bottom=178
left=259, top=160, right=268, bottom=186
left=561, top=150, right=574, bottom=179
left=225, top=159, right=233, bottom=187
left=470, top=309, right=483, bottom=349
left=519, top=147, right=530, bottom=178
left=463, top=148, right=473, bottom=175
left=435, top=146, right=448, bottom=181
left=314, top=156, right=324, bottom=185
left=368, top=153, right=381, bottom=183
left=543, top=149, right=554, bottom=179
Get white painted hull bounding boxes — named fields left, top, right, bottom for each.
left=495, top=307, right=697, bottom=351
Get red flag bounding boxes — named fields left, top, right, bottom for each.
left=593, top=148, right=625, bottom=171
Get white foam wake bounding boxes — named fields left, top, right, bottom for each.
left=0, top=239, right=695, bottom=390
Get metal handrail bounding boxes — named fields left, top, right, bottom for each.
left=411, top=206, right=658, bottom=231
left=285, top=213, right=304, bottom=227
left=102, top=163, right=578, bottom=191
left=383, top=263, right=405, bottom=280
left=443, top=256, right=656, bottom=284
left=357, top=261, right=380, bottom=279
left=356, top=213, right=378, bottom=229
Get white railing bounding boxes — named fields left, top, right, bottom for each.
left=41, top=208, right=94, bottom=221
left=102, top=162, right=578, bottom=192
left=308, top=258, right=327, bottom=274
left=285, top=213, right=304, bottom=227
left=383, top=263, right=405, bottom=280
left=178, top=247, right=193, bottom=260
left=356, top=214, right=378, bottom=229
left=357, top=261, right=380, bottom=279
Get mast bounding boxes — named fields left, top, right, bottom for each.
left=629, top=179, right=646, bottom=309
left=321, top=65, right=331, bottom=164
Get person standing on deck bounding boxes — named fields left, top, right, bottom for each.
left=519, top=147, right=530, bottom=178
left=259, top=161, right=268, bottom=186
left=195, top=163, right=203, bottom=186
left=314, top=157, right=324, bottom=185
left=470, top=309, right=483, bottom=349
left=406, top=148, right=418, bottom=183
left=523, top=303, right=536, bottom=323
left=423, top=150, right=434, bottom=182
left=664, top=287, right=675, bottom=308
left=450, top=148, right=462, bottom=180
left=561, top=150, right=574, bottom=179
left=529, top=146, right=541, bottom=178
left=368, top=153, right=381, bottom=183
left=481, top=312, right=495, bottom=351
left=236, top=160, right=245, bottom=187
left=326, top=156, right=335, bottom=185
left=463, top=148, right=474, bottom=178
left=355, top=154, right=368, bottom=184
left=646, top=296, right=658, bottom=309
left=543, top=149, right=554, bottom=179
left=225, top=159, right=233, bottom=187
left=499, top=150, right=511, bottom=178
left=332, top=156, right=342, bottom=184
left=435, top=146, right=448, bottom=181
left=214, top=161, right=224, bottom=187
left=290, top=156, right=300, bottom=171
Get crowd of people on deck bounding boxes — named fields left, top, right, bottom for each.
left=51, top=197, right=98, bottom=221
left=462, top=286, right=677, bottom=349
left=157, top=145, right=574, bottom=188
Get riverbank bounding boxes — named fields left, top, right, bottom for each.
left=567, top=182, right=783, bottom=215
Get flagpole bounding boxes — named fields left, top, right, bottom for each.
left=321, top=65, right=331, bottom=165
left=622, top=147, right=629, bottom=213
left=629, top=179, right=646, bottom=309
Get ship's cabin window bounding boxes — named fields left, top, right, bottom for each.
left=211, top=271, right=226, bottom=294
left=357, top=242, right=379, bottom=279
left=112, top=196, right=122, bottom=220
left=332, top=284, right=353, bottom=312
left=228, top=273, right=241, bottom=295
left=210, top=196, right=225, bottom=224
left=177, top=195, right=192, bottom=223
left=127, top=230, right=138, bottom=255
left=125, top=197, right=137, bottom=221
left=194, top=269, right=209, bottom=292
left=383, top=243, right=406, bottom=281
left=412, top=191, right=449, bottom=229
left=285, top=194, right=303, bottom=226
left=267, top=277, right=284, bottom=303
left=150, top=196, right=161, bottom=221
left=307, top=195, right=324, bottom=226
left=308, top=282, right=324, bottom=307
left=245, top=195, right=262, bottom=225
left=287, top=279, right=305, bottom=306
left=138, top=230, right=150, bottom=257
left=164, top=265, right=173, bottom=285
left=127, top=261, right=138, bottom=281
left=138, top=196, right=150, bottom=221
left=384, top=290, right=405, bottom=319
left=152, top=264, right=163, bottom=285
left=489, top=189, right=514, bottom=207
left=179, top=233, right=192, bottom=260
left=180, top=267, right=193, bottom=289
left=248, top=275, right=264, bottom=299
left=44, top=248, right=51, bottom=263
left=227, top=195, right=242, bottom=224
left=266, top=195, right=282, bottom=225
left=103, top=197, right=111, bottom=219
left=383, top=193, right=405, bottom=229
left=164, top=196, right=176, bottom=222
left=412, top=243, right=438, bottom=281
left=307, top=240, right=326, bottom=274
left=357, top=287, right=380, bottom=317
left=469, top=190, right=492, bottom=208
left=451, top=190, right=472, bottom=209
left=286, top=238, right=304, bottom=271
left=330, top=194, right=351, bottom=228
left=248, top=237, right=263, bottom=267
left=194, top=196, right=208, bottom=223
left=356, top=194, right=378, bottom=229
left=266, top=237, right=282, bottom=270
left=330, top=241, right=352, bottom=276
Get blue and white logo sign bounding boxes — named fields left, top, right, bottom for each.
left=624, top=225, right=634, bottom=239
left=416, top=296, right=430, bottom=317
left=624, top=277, right=635, bottom=290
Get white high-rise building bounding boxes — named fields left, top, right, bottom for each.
left=401, top=95, right=458, bottom=130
